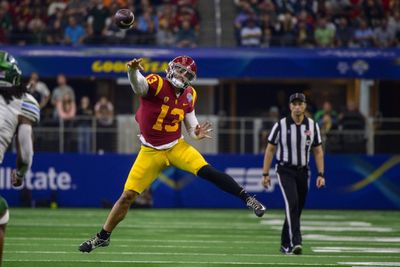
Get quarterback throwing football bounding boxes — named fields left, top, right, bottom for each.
left=79, top=56, right=266, bottom=253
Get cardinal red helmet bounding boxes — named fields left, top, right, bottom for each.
left=166, top=56, right=197, bottom=89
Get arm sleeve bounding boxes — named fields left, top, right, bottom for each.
left=17, top=124, right=33, bottom=177
left=21, top=94, right=40, bottom=124
left=267, top=122, right=280, bottom=145
left=127, top=67, right=149, bottom=96
left=184, top=110, right=200, bottom=140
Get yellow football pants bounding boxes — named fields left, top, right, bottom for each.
left=124, top=139, right=208, bottom=193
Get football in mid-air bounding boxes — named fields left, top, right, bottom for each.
left=114, top=9, right=135, bottom=30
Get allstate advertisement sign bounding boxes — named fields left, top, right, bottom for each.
left=0, top=153, right=399, bottom=209
left=0, top=153, right=131, bottom=207
left=0, top=167, right=73, bottom=191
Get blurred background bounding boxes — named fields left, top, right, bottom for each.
left=0, top=0, right=399, bottom=210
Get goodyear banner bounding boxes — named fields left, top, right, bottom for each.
left=0, top=153, right=399, bottom=209
left=1, top=46, right=400, bottom=79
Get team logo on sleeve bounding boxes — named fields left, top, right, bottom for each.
left=186, top=93, right=193, bottom=103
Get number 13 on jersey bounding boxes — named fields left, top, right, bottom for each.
left=152, top=104, right=184, bottom=132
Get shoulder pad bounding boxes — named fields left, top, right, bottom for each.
left=21, top=93, right=40, bottom=123
left=145, top=74, right=164, bottom=96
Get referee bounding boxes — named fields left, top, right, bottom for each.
left=261, top=93, right=325, bottom=255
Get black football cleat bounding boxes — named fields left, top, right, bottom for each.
left=79, top=233, right=110, bottom=253
left=292, top=244, right=303, bottom=255
left=246, top=196, right=266, bottom=217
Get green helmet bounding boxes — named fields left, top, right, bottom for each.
left=0, top=51, right=22, bottom=87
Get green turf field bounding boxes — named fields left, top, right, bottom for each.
left=3, top=208, right=400, bottom=267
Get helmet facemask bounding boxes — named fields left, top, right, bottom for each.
left=166, top=62, right=196, bottom=90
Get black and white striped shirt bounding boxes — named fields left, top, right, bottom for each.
left=268, top=116, right=322, bottom=167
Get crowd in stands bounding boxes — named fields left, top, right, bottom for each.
left=234, top=0, right=400, bottom=48
left=28, top=72, right=116, bottom=153
left=0, top=0, right=200, bottom=47
left=2, top=0, right=399, bottom=48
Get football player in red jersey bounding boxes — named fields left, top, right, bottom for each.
left=79, top=56, right=266, bottom=253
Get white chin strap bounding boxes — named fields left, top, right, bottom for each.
left=171, top=77, right=185, bottom=89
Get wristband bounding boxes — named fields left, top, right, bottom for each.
left=262, top=173, right=269, bottom=176
left=16, top=170, right=24, bottom=178
left=318, top=172, right=324, bottom=178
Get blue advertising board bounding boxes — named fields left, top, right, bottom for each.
left=1, top=153, right=399, bottom=209
left=1, top=46, right=400, bottom=79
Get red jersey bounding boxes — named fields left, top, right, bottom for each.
left=135, top=74, right=197, bottom=146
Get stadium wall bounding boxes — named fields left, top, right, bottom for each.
left=1, top=153, right=399, bottom=209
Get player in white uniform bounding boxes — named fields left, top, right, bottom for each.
left=0, top=51, right=40, bottom=267
left=0, top=93, right=40, bottom=164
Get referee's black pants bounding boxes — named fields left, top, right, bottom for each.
left=276, top=165, right=309, bottom=248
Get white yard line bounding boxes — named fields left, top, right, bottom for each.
left=13, top=211, right=252, bottom=219
left=13, top=233, right=269, bottom=241
left=261, top=220, right=371, bottom=227
left=338, top=262, right=400, bottom=266
left=301, top=214, right=347, bottom=219
left=7, top=235, right=400, bottom=246
left=3, top=259, right=339, bottom=265
left=304, top=234, right=400, bottom=243
left=6, top=243, right=400, bottom=258
left=271, top=226, right=393, bottom=232
left=312, top=247, right=400, bottom=253
left=6, top=237, right=271, bottom=244
left=10, top=222, right=266, bottom=230
left=5, top=250, right=400, bottom=259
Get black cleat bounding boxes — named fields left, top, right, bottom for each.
left=292, top=244, right=302, bottom=255
left=246, top=196, right=266, bottom=217
left=79, top=233, right=110, bottom=253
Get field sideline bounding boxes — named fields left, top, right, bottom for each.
left=3, top=208, right=400, bottom=267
